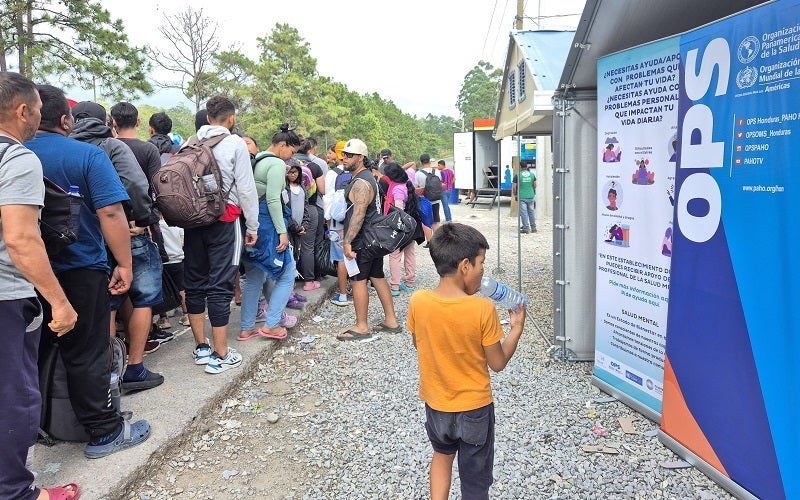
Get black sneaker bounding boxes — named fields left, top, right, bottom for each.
left=148, top=324, right=175, bottom=344
left=121, top=369, right=164, bottom=393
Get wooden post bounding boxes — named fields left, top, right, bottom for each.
left=509, top=136, right=519, bottom=218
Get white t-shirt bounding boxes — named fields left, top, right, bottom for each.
left=415, top=167, right=442, bottom=205
left=158, top=219, right=184, bottom=264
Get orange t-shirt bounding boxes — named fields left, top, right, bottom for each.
left=407, top=290, right=504, bottom=412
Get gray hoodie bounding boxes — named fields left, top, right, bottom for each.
left=196, top=125, right=259, bottom=233
left=70, top=118, right=153, bottom=226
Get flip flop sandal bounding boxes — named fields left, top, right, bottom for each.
left=336, top=329, right=373, bottom=341
left=372, top=323, right=403, bottom=334
left=43, top=483, right=81, bottom=500
left=303, top=281, right=321, bottom=291
left=84, top=418, right=151, bottom=459
left=236, top=329, right=261, bottom=341
left=258, top=326, right=288, bottom=340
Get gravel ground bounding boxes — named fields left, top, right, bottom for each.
left=129, top=202, right=733, bottom=499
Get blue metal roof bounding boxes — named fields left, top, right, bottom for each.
left=512, top=30, right=575, bottom=91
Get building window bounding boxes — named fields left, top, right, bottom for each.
left=518, top=61, right=527, bottom=103
left=508, top=69, right=517, bottom=109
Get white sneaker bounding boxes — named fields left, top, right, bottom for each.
left=204, top=348, right=242, bottom=374
left=193, top=340, right=212, bottom=365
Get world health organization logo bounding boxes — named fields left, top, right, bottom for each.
left=736, top=66, right=759, bottom=89
left=738, top=36, right=760, bottom=64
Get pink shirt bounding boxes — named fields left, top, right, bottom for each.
left=406, top=167, right=417, bottom=187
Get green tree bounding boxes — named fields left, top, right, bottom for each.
left=201, top=22, right=454, bottom=161
left=0, top=0, right=152, bottom=99
left=148, top=7, right=219, bottom=112
left=456, top=61, right=502, bottom=130
left=421, top=113, right=460, bottom=156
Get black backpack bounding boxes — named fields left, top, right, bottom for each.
left=38, top=337, right=126, bottom=444
left=356, top=206, right=417, bottom=260
left=0, top=137, right=83, bottom=256
left=422, top=169, right=443, bottom=201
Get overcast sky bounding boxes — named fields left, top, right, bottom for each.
left=96, top=0, right=585, bottom=118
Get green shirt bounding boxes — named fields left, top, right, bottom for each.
left=515, top=169, right=536, bottom=199
left=253, top=152, right=287, bottom=234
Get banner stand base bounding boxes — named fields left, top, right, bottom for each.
left=658, top=431, right=757, bottom=500
left=591, top=377, right=661, bottom=424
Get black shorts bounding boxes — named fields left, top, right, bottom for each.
left=431, top=202, right=441, bottom=223
left=164, top=262, right=185, bottom=293
left=425, top=403, right=495, bottom=498
left=352, top=254, right=385, bottom=282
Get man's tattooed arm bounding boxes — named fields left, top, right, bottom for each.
left=344, top=179, right=372, bottom=246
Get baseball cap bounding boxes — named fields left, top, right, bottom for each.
left=342, top=138, right=368, bottom=157
left=380, top=148, right=392, bottom=159
left=334, top=140, right=347, bottom=160
left=72, top=101, right=107, bottom=122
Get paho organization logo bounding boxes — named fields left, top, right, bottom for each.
left=736, top=66, right=759, bottom=89
left=738, top=36, right=760, bottom=64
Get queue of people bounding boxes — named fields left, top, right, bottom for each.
left=0, top=69, right=506, bottom=500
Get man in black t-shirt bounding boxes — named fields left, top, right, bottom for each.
left=110, top=102, right=172, bottom=385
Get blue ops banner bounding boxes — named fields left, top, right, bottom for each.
left=662, top=1, right=800, bottom=498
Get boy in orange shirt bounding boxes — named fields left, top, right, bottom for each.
left=407, top=222, right=526, bottom=499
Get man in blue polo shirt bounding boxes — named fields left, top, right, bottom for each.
left=26, top=85, right=151, bottom=459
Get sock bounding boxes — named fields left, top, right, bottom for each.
left=123, top=363, right=146, bottom=382
left=89, top=422, right=123, bottom=446
left=338, top=293, right=347, bottom=301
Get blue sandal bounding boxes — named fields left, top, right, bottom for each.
left=84, top=417, right=151, bottom=459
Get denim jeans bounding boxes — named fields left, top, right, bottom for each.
left=110, top=233, right=163, bottom=310
left=519, top=198, right=536, bottom=230
left=241, top=256, right=296, bottom=330
left=441, top=190, right=452, bottom=221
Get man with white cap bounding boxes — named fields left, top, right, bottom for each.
left=337, top=139, right=400, bottom=341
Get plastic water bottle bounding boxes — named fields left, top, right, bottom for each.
left=480, top=276, right=529, bottom=312
left=326, top=229, right=340, bottom=242
left=68, top=185, right=80, bottom=197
